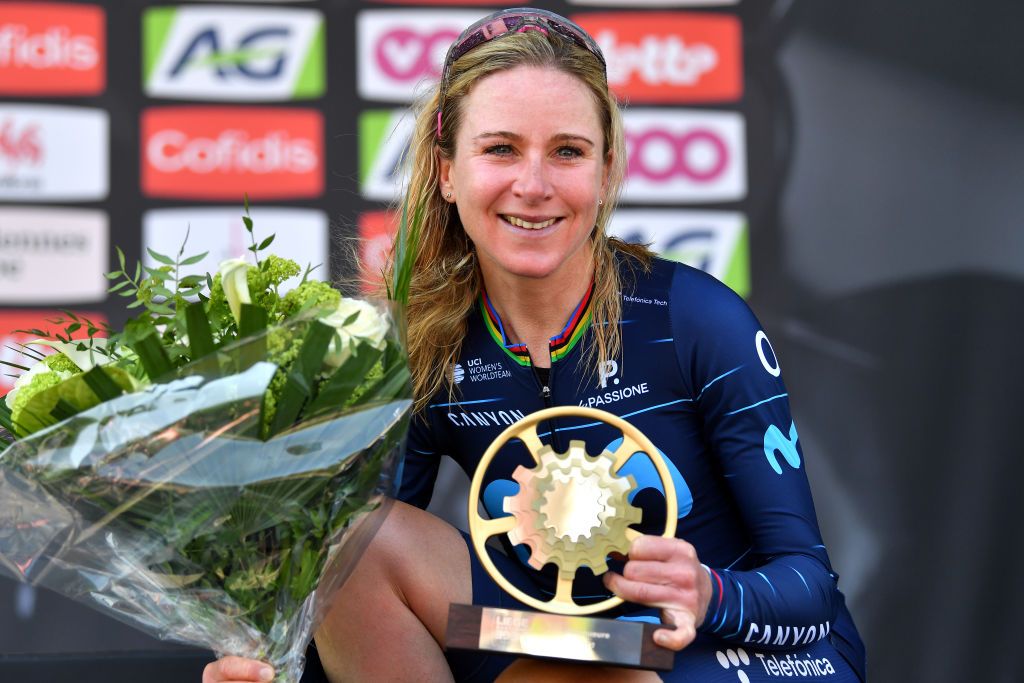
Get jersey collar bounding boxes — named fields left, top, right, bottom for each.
left=479, top=280, right=595, bottom=367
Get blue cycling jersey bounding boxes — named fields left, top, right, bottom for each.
left=398, top=256, right=865, bottom=680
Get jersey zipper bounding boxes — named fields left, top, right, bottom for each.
left=534, top=367, right=564, bottom=452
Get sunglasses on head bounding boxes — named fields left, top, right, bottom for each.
left=436, top=8, right=607, bottom=139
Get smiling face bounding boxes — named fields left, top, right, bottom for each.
left=438, top=65, right=609, bottom=285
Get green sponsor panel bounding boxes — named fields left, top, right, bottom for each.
left=358, top=110, right=393, bottom=186
left=294, top=18, right=326, bottom=99
left=722, top=222, right=750, bottom=298
left=142, top=7, right=177, bottom=86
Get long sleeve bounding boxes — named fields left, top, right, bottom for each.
left=671, top=268, right=840, bottom=649
left=396, top=412, right=442, bottom=510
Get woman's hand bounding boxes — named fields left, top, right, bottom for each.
left=602, top=535, right=712, bottom=651
left=202, top=656, right=275, bottom=683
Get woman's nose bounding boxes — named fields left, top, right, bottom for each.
left=512, top=156, right=553, bottom=201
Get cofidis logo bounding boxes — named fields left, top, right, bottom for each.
left=573, top=12, right=741, bottom=103
left=0, top=105, right=109, bottom=201
left=143, top=6, right=325, bottom=101
left=608, top=209, right=749, bottom=297
left=141, top=107, right=323, bottom=200
left=569, top=1, right=738, bottom=5
left=0, top=207, right=108, bottom=304
left=357, top=10, right=483, bottom=103
left=0, top=3, right=105, bottom=96
left=0, top=310, right=108, bottom=395
left=621, top=108, right=746, bottom=204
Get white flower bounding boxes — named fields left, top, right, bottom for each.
left=320, top=298, right=389, bottom=368
left=4, top=360, right=67, bottom=410
left=219, top=257, right=252, bottom=324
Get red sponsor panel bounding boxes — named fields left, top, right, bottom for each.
left=141, top=107, right=324, bottom=201
left=572, top=12, right=742, bottom=104
left=357, top=211, right=399, bottom=294
left=367, top=1, right=516, bottom=4
left=0, top=3, right=106, bottom=96
left=0, top=310, right=107, bottom=395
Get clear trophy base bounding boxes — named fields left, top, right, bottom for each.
left=446, top=603, right=674, bottom=671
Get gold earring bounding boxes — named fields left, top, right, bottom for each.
left=446, top=191, right=452, bottom=200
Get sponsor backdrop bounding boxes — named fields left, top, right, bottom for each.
left=4, top=1, right=1014, bottom=681
left=0, top=1, right=778, bottom=675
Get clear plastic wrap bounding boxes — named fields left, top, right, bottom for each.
left=0, top=311, right=412, bottom=682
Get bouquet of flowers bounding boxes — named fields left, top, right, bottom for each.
left=0, top=207, right=419, bottom=682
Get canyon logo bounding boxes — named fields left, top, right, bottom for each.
left=0, top=105, right=108, bottom=201
left=573, top=12, right=742, bottom=103
left=621, top=108, right=746, bottom=204
left=0, top=208, right=108, bottom=304
left=0, top=3, right=105, bottom=95
left=141, top=107, right=323, bottom=200
left=356, top=10, right=482, bottom=102
left=143, top=5, right=325, bottom=101
left=608, top=209, right=749, bottom=297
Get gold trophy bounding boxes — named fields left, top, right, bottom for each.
left=446, top=406, right=677, bottom=671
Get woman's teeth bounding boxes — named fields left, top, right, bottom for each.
left=504, top=215, right=557, bottom=230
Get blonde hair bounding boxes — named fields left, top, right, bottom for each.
left=387, top=29, right=652, bottom=413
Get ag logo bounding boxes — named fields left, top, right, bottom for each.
left=359, top=109, right=414, bottom=201
left=608, top=209, right=749, bottom=298
left=716, top=647, right=751, bottom=682
left=143, top=6, right=325, bottom=101
left=452, top=363, right=465, bottom=384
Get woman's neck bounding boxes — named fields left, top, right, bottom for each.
left=480, top=256, right=594, bottom=368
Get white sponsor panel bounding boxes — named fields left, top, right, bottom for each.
left=357, top=10, right=483, bottom=102
left=142, top=207, right=329, bottom=292
left=0, top=207, right=108, bottom=303
left=145, top=6, right=324, bottom=101
left=361, top=109, right=415, bottom=201
left=0, top=105, right=108, bottom=201
left=569, top=0, right=738, bottom=5
left=608, top=209, right=745, bottom=282
left=621, top=109, right=746, bottom=204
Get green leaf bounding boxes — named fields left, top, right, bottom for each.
left=132, top=332, right=174, bottom=380
left=144, top=266, right=170, bottom=280
left=306, top=343, right=383, bottom=417
left=104, top=270, right=123, bottom=280
left=185, top=302, right=216, bottom=360
left=237, top=304, right=268, bottom=370
left=81, top=366, right=126, bottom=402
left=257, top=234, right=275, bottom=251
left=147, top=248, right=176, bottom=265
left=179, top=251, right=209, bottom=266
left=145, top=302, right=175, bottom=316
left=179, top=274, right=205, bottom=287
left=50, top=399, right=78, bottom=422
left=108, top=280, right=131, bottom=293
left=116, top=246, right=126, bottom=271
left=66, top=322, right=82, bottom=334
left=268, top=321, right=335, bottom=436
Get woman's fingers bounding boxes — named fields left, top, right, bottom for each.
left=202, top=656, right=275, bottom=683
left=603, top=571, right=678, bottom=608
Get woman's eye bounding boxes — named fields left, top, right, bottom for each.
left=556, top=146, right=584, bottom=159
left=485, top=144, right=513, bottom=156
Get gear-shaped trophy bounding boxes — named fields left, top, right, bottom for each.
left=447, top=406, right=678, bottom=671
